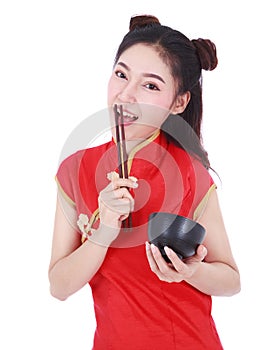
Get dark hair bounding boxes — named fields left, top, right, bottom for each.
left=114, top=15, right=218, bottom=169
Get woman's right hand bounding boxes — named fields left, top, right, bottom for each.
left=98, top=176, right=138, bottom=230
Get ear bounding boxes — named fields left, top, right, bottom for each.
left=170, top=91, right=191, bottom=114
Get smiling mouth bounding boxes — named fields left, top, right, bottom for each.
left=115, top=106, right=139, bottom=125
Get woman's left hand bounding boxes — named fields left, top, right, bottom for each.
left=145, top=242, right=207, bottom=283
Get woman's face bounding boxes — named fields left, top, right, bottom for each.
left=107, top=43, right=184, bottom=142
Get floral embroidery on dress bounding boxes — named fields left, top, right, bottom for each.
left=77, top=213, right=94, bottom=241
left=107, top=171, right=119, bottom=181
left=76, top=172, right=137, bottom=242
left=107, top=170, right=138, bottom=182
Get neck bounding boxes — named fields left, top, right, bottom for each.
left=126, top=130, right=161, bottom=155
left=125, top=139, right=144, bottom=155
left=112, top=129, right=161, bottom=155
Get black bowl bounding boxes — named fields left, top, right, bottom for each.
left=148, top=212, right=206, bottom=263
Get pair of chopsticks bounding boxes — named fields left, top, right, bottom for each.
left=113, top=104, right=132, bottom=230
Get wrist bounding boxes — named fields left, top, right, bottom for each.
left=88, top=223, right=120, bottom=248
left=184, top=261, right=205, bottom=281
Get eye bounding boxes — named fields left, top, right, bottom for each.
left=145, top=83, right=160, bottom=91
left=115, top=70, right=127, bottom=79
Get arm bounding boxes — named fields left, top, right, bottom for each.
left=146, top=189, right=241, bottom=296
left=48, top=177, right=137, bottom=301
left=185, top=189, right=240, bottom=296
left=48, top=195, right=109, bottom=301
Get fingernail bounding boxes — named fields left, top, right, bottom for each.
left=151, top=244, right=157, bottom=253
left=201, top=246, right=207, bottom=257
left=132, top=182, right=138, bottom=188
left=145, top=241, right=150, bottom=251
left=164, top=246, right=171, bottom=256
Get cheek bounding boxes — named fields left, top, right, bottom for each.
left=139, top=104, right=170, bottom=129
left=156, top=94, right=174, bottom=110
left=141, top=92, right=174, bottom=114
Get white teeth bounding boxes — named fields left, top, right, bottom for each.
left=116, top=108, right=138, bottom=120
left=123, top=113, right=137, bottom=120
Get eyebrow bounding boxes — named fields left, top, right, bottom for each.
left=117, top=61, right=166, bottom=84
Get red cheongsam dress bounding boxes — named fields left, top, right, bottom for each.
left=56, top=130, right=223, bottom=350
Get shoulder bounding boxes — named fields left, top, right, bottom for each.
left=58, top=141, right=113, bottom=173
left=55, top=141, right=113, bottom=203
left=167, top=143, right=216, bottom=216
left=167, top=142, right=212, bottom=180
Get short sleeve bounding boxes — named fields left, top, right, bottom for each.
left=189, top=157, right=217, bottom=221
left=55, top=150, right=84, bottom=207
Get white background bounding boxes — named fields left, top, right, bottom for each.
left=0, top=0, right=267, bottom=349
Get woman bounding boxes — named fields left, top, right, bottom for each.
left=49, top=15, right=240, bottom=349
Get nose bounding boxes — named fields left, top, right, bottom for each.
left=117, top=82, right=137, bottom=104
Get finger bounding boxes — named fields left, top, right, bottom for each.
left=99, top=187, right=135, bottom=213
left=111, top=178, right=138, bottom=190
left=114, top=187, right=134, bottom=200
left=119, top=214, right=129, bottom=222
left=145, top=242, right=159, bottom=271
left=184, top=245, right=207, bottom=264
left=102, top=183, right=134, bottom=201
left=112, top=189, right=135, bottom=212
left=100, top=197, right=133, bottom=216
left=163, top=246, right=187, bottom=275
left=197, top=244, right=207, bottom=259
left=146, top=243, right=183, bottom=283
left=150, top=244, right=176, bottom=276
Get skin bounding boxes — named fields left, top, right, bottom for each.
left=107, top=43, right=190, bottom=152
left=48, top=43, right=240, bottom=301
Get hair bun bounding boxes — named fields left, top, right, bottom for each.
left=191, top=38, right=218, bottom=71
left=129, top=15, right=160, bottom=31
